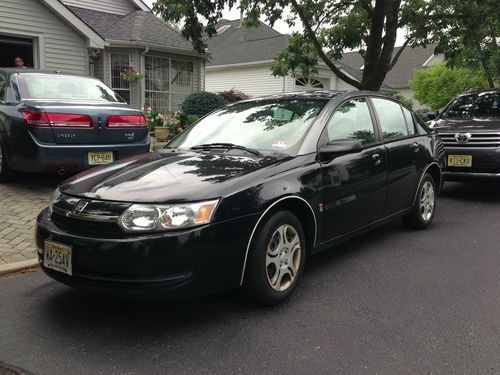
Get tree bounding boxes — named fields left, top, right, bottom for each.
left=409, top=63, right=487, bottom=109
left=411, top=0, right=499, bottom=88
left=153, top=0, right=450, bottom=91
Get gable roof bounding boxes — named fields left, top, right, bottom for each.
left=68, top=6, right=196, bottom=53
left=206, top=19, right=290, bottom=66
left=341, top=44, right=438, bottom=87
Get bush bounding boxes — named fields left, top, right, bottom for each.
left=181, top=91, right=226, bottom=116
left=218, top=88, right=251, bottom=103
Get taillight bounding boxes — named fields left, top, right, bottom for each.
left=23, top=110, right=92, bottom=128
left=23, top=110, right=50, bottom=127
left=106, top=115, right=147, bottom=128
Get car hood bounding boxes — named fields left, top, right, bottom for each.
left=60, top=150, right=286, bottom=203
left=432, top=118, right=500, bottom=132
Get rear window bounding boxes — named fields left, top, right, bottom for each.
left=443, top=92, right=500, bottom=119
left=17, top=73, right=124, bottom=103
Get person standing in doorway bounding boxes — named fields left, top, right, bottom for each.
left=14, top=57, right=26, bottom=68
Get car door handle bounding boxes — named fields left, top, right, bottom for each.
left=372, top=153, right=382, bottom=165
left=411, top=142, right=420, bottom=152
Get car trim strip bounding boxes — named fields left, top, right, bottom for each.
left=52, top=205, right=119, bottom=222
left=444, top=172, right=500, bottom=177
left=412, top=161, right=442, bottom=206
left=239, top=195, right=317, bottom=286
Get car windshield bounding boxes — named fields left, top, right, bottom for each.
left=168, top=99, right=328, bottom=154
left=17, top=73, right=124, bottom=102
left=442, top=92, right=500, bottom=119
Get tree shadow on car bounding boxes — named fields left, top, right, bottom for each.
left=440, top=180, right=500, bottom=202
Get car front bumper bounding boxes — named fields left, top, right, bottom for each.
left=35, top=208, right=259, bottom=299
left=443, top=146, right=500, bottom=180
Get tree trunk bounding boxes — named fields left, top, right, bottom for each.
left=480, top=55, right=495, bottom=88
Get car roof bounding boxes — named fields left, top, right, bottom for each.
left=0, top=67, right=88, bottom=78
left=239, top=90, right=396, bottom=102
left=457, top=88, right=500, bottom=96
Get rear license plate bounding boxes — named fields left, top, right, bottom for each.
left=44, top=240, right=72, bottom=275
left=88, top=151, right=113, bottom=165
left=448, top=154, right=472, bottom=167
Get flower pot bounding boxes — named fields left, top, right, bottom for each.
left=154, top=126, right=169, bottom=142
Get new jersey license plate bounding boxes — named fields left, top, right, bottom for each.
left=44, top=240, right=72, bottom=275
left=88, top=151, right=113, bottom=165
left=448, top=154, right=472, bottom=167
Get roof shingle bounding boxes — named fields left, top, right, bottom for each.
left=68, top=6, right=194, bottom=52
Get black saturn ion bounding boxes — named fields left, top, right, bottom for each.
left=36, top=91, right=445, bottom=305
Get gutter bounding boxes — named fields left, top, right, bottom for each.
left=106, top=39, right=209, bottom=59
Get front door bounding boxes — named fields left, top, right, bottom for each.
left=320, top=98, right=387, bottom=242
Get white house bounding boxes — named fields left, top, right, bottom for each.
left=206, top=19, right=443, bottom=107
left=0, top=0, right=206, bottom=112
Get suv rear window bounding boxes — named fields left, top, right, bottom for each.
left=443, top=92, right=500, bottom=119
left=17, top=73, right=124, bottom=103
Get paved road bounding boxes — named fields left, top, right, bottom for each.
left=0, top=181, right=499, bottom=375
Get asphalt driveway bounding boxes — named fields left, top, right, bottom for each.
left=0, top=181, right=499, bottom=374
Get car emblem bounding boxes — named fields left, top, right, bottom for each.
left=455, top=133, right=471, bottom=143
left=73, top=200, right=90, bottom=213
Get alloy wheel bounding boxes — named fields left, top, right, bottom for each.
left=265, top=224, right=302, bottom=292
left=419, top=181, right=435, bottom=222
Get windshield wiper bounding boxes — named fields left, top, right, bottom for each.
left=190, top=143, right=263, bottom=157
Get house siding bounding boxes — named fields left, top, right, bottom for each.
left=206, top=65, right=285, bottom=97
left=61, top=0, right=137, bottom=15
left=0, top=0, right=88, bottom=75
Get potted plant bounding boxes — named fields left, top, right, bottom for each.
left=120, top=65, right=143, bottom=84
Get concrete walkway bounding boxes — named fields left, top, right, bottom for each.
left=0, top=174, right=62, bottom=267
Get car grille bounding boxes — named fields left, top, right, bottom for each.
left=439, top=132, right=500, bottom=148
left=51, top=194, right=129, bottom=235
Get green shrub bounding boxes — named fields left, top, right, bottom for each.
left=218, top=88, right=251, bottom=103
left=181, top=91, right=226, bottom=116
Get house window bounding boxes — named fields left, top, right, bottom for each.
left=110, top=54, right=130, bottom=104
left=295, top=77, right=324, bottom=90
left=145, top=55, right=194, bottom=113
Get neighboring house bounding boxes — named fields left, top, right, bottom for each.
left=0, top=0, right=206, bottom=112
left=206, top=19, right=443, bottom=107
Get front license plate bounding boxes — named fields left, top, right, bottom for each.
left=448, top=154, right=472, bottom=167
left=44, top=240, right=72, bottom=275
left=88, top=151, right=113, bottom=165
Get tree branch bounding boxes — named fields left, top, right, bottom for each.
left=389, top=38, right=411, bottom=70
left=289, top=0, right=362, bottom=89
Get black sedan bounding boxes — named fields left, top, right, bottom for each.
left=0, top=68, right=150, bottom=181
left=36, top=91, right=445, bottom=305
left=427, top=89, right=500, bottom=180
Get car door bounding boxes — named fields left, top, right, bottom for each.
left=369, top=98, right=422, bottom=215
left=319, top=98, right=387, bottom=241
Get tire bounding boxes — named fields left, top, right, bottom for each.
left=0, top=141, right=15, bottom=183
left=242, top=210, right=306, bottom=305
left=402, top=173, right=437, bottom=230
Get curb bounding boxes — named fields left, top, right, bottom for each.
left=0, top=258, right=38, bottom=276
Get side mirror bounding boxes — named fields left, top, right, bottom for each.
left=424, top=110, right=439, bottom=120
left=318, top=139, right=362, bottom=161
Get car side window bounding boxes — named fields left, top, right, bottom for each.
left=372, top=98, right=409, bottom=140
left=0, top=73, right=6, bottom=101
left=401, top=107, right=416, bottom=135
left=326, top=98, right=375, bottom=145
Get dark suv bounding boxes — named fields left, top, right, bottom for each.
left=0, top=68, right=150, bottom=181
left=427, top=89, right=500, bottom=180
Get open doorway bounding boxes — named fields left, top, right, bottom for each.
left=0, top=35, right=34, bottom=68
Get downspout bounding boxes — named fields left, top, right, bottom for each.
left=140, top=46, right=149, bottom=108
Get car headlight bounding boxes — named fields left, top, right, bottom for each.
left=118, top=200, right=219, bottom=232
left=48, top=189, right=61, bottom=215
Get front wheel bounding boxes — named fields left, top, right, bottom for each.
left=402, top=173, right=437, bottom=229
left=242, top=210, right=306, bottom=305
